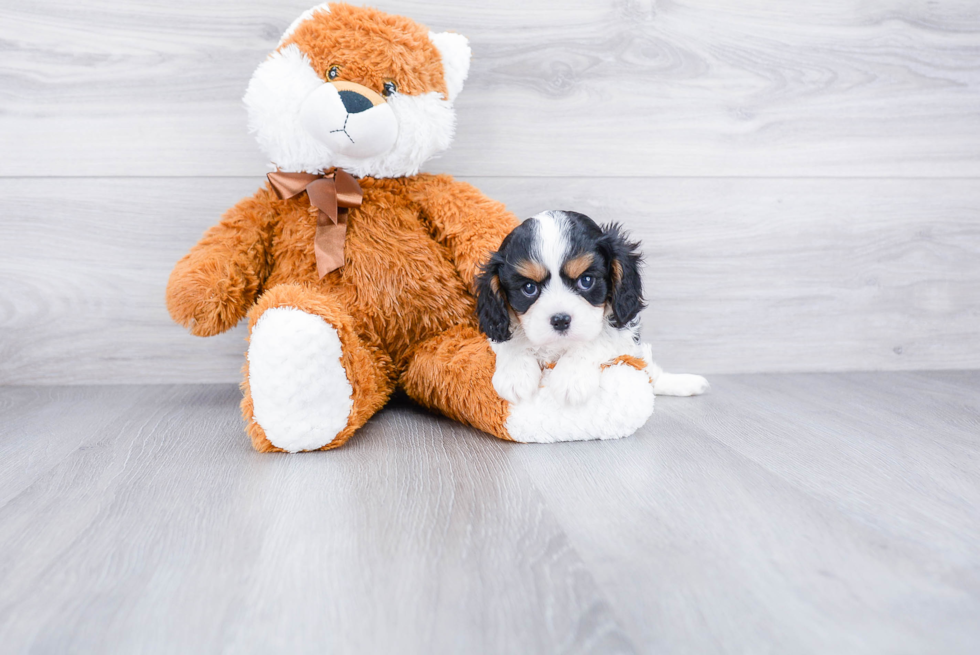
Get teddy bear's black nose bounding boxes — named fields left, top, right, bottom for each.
left=338, top=90, right=373, bottom=114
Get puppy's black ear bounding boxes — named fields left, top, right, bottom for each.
left=599, top=223, right=645, bottom=328
left=476, top=254, right=512, bottom=342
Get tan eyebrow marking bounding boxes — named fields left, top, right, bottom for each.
left=515, top=259, right=547, bottom=282
left=563, top=253, right=595, bottom=280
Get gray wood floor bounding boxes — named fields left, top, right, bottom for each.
left=1, top=372, right=978, bottom=654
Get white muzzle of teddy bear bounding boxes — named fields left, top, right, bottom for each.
left=299, top=81, right=399, bottom=159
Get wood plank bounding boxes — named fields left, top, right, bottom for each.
left=0, top=385, right=160, bottom=507
left=0, top=386, right=634, bottom=655
left=2, top=176, right=978, bottom=384
left=486, top=175, right=980, bottom=375
left=0, top=375, right=978, bottom=652
left=0, top=177, right=259, bottom=385
left=514, top=371, right=980, bottom=653
left=2, top=1, right=979, bottom=177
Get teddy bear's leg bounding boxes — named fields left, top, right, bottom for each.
left=399, top=324, right=514, bottom=441
left=403, top=325, right=658, bottom=443
left=242, top=283, right=395, bottom=453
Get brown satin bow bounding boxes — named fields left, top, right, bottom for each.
left=267, top=168, right=363, bottom=278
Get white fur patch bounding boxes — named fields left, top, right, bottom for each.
left=248, top=307, right=354, bottom=453
left=429, top=31, right=470, bottom=102
left=244, top=45, right=328, bottom=174
left=653, top=372, right=711, bottom=396
left=490, top=339, right=542, bottom=403
left=533, top=210, right=568, bottom=274
left=505, top=361, right=655, bottom=443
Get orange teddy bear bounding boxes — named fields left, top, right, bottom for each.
left=167, top=3, right=662, bottom=452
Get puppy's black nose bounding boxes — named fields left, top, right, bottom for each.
left=338, top=90, right=373, bottom=114
left=550, top=313, right=571, bottom=332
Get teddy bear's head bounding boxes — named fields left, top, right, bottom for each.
left=244, top=3, right=470, bottom=179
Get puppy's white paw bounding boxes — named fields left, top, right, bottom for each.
left=547, top=359, right=602, bottom=405
left=492, top=357, right=542, bottom=403
left=653, top=373, right=710, bottom=397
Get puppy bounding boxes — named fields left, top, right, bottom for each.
left=476, top=210, right=708, bottom=404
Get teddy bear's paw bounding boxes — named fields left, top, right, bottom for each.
left=491, top=358, right=542, bottom=403
left=652, top=373, right=710, bottom=397
left=166, top=258, right=252, bottom=337
left=247, top=307, right=354, bottom=453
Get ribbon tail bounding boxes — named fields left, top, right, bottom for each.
left=306, top=179, right=340, bottom=224
left=314, top=212, right=347, bottom=278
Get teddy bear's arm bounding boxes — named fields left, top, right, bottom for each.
left=412, top=175, right=519, bottom=293
left=165, top=189, right=276, bottom=337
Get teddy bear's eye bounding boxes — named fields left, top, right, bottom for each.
left=382, top=80, right=397, bottom=97
left=328, top=66, right=340, bottom=81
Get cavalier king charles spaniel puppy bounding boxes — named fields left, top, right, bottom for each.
left=477, top=210, right=708, bottom=404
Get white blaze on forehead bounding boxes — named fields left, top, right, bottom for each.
left=528, top=210, right=570, bottom=280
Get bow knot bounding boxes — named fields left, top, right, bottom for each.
left=267, top=168, right=363, bottom=278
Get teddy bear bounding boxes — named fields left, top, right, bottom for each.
left=166, top=2, right=661, bottom=452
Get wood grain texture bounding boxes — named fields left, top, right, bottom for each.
left=0, top=385, right=633, bottom=655
left=2, top=1, right=979, bottom=177
left=0, top=373, right=978, bottom=653
left=517, top=372, right=980, bottom=653
left=1, top=176, right=978, bottom=384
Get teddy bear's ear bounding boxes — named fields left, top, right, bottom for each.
left=429, top=31, right=471, bottom=102
left=278, top=3, right=331, bottom=46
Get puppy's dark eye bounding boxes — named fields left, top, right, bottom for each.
left=382, top=80, right=397, bottom=97
left=576, top=275, right=595, bottom=291
left=521, top=282, right=539, bottom=297
left=328, top=66, right=340, bottom=81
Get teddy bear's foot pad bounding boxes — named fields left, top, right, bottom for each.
left=505, top=362, right=654, bottom=443
left=247, top=307, right=354, bottom=452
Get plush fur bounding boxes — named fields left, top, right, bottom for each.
left=167, top=3, right=681, bottom=451
left=244, top=3, right=460, bottom=177
left=168, top=3, right=520, bottom=452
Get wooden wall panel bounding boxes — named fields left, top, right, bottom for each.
left=1, top=1, right=978, bottom=177
left=2, top=1, right=977, bottom=382
left=1, top=177, right=977, bottom=384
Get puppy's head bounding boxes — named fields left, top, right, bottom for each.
left=477, top=210, right=644, bottom=346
